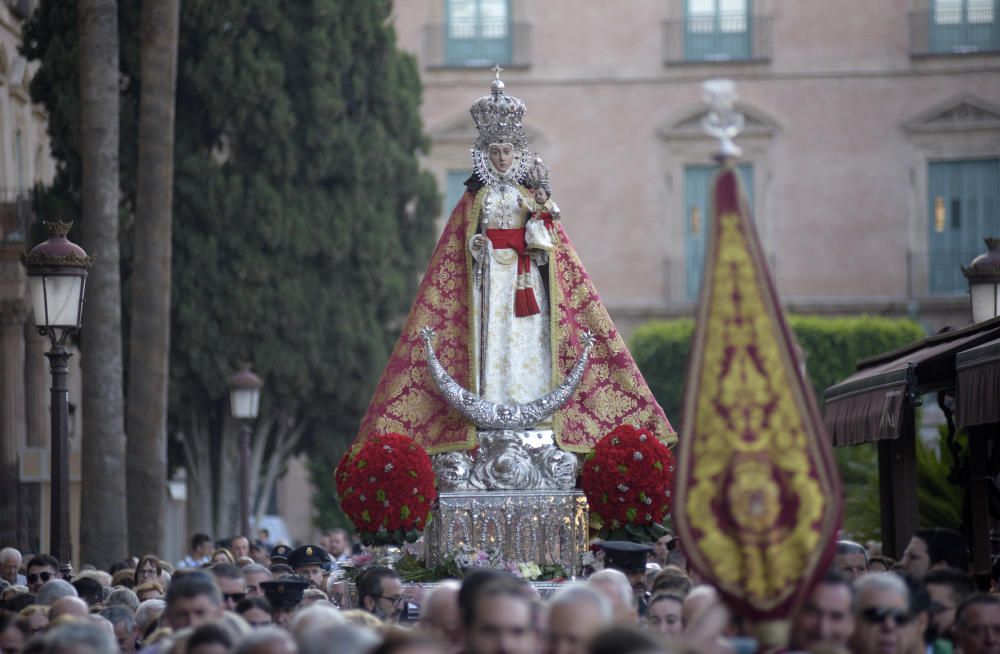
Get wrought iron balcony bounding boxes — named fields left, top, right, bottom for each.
left=423, top=21, right=531, bottom=69
left=0, top=188, right=35, bottom=247
left=663, top=14, right=772, bottom=64
left=910, top=8, right=1000, bottom=56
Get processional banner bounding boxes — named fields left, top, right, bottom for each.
left=674, top=164, right=842, bottom=620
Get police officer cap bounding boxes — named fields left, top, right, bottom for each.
left=260, top=576, right=309, bottom=609
left=287, top=544, right=330, bottom=571
left=600, top=540, right=653, bottom=572
left=270, top=544, right=292, bottom=563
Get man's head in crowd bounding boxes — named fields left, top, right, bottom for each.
left=417, top=580, right=461, bottom=653
left=236, top=596, right=274, bottom=629
left=190, top=533, right=214, bottom=559
left=72, top=577, right=104, bottom=607
left=358, top=566, right=404, bottom=623
left=327, top=530, right=350, bottom=559
left=99, top=605, right=136, bottom=654
left=40, top=621, right=118, bottom=654
left=599, top=541, right=652, bottom=609
left=545, top=582, right=612, bottom=654
left=925, top=568, right=976, bottom=639
left=186, top=622, right=234, bottom=654
left=231, top=627, right=297, bottom=654
left=587, top=569, right=637, bottom=626
left=38, top=579, right=78, bottom=607
left=164, top=569, right=224, bottom=629
left=790, top=570, right=856, bottom=651
left=834, top=540, right=869, bottom=580
left=260, top=576, right=309, bottom=628
left=902, top=527, right=969, bottom=580
left=461, top=576, right=537, bottom=654
left=0, top=548, right=22, bottom=585
left=230, top=536, right=251, bottom=562
left=850, top=572, right=923, bottom=654
left=287, top=546, right=330, bottom=590
left=953, top=594, right=1000, bottom=654
left=243, top=563, right=272, bottom=598
left=27, top=554, right=60, bottom=594
left=210, top=563, right=247, bottom=611
left=49, top=596, right=91, bottom=622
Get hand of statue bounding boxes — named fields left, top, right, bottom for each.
left=469, top=234, right=490, bottom=261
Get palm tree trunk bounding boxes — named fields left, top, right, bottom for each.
left=126, top=0, right=180, bottom=559
left=78, top=0, right=128, bottom=568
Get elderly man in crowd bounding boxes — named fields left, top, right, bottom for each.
left=587, top=568, right=638, bottom=626
left=849, top=572, right=925, bottom=654
left=243, top=563, right=272, bottom=599
left=0, top=548, right=25, bottom=586
left=357, top=566, right=404, bottom=623
left=834, top=540, right=869, bottom=580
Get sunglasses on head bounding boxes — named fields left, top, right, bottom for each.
left=861, top=606, right=913, bottom=626
left=27, top=572, right=54, bottom=584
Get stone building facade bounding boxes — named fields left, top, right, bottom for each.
left=0, top=0, right=70, bottom=555
left=392, top=0, right=1000, bottom=334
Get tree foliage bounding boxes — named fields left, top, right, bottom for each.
left=25, top=0, right=439, bottom=538
left=629, top=314, right=927, bottom=425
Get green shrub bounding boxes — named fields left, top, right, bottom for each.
left=629, top=314, right=926, bottom=426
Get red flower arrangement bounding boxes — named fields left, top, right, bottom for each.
left=581, top=424, right=676, bottom=542
left=336, top=433, right=437, bottom=545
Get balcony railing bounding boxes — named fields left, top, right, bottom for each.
left=663, top=14, right=771, bottom=64
left=910, top=8, right=1000, bottom=56
left=424, top=21, right=531, bottom=69
left=0, top=188, right=34, bottom=247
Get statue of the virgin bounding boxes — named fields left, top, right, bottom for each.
left=354, top=72, right=673, bottom=457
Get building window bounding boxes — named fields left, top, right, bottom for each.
left=445, top=0, right=511, bottom=67
left=684, top=0, right=751, bottom=61
left=927, top=159, right=1000, bottom=294
left=444, top=170, right=470, bottom=218
left=929, top=0, right=999, bottom=53
left=684, top=163, right=753, bottom=300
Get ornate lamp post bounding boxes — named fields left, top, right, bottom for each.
left=962, top=238, right=1000, bottom=324
left=20, top=221, right=93, bottom=563
left=230, top=365, right=262, bottom=540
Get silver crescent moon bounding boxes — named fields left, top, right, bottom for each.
left=419, top=326, right=595, bottom=431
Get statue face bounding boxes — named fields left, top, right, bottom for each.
left=488, top=143, right=515, bottom=173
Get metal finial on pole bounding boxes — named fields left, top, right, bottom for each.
left=492, top=64, right=504, bottom=80
left=701, top=79, right=745, bottom=161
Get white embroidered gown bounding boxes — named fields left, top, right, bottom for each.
left=472, top=183, right=552, bottom=405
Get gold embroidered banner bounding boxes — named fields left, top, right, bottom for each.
left=674, top=165, right=842, bottom=620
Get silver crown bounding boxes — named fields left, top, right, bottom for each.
left=469, top=67, right=528, bottom=149
left=524, top=156, right=551, bottom=193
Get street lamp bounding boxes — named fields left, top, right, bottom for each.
left=963, top=237, right=1000, bottom=324
left=20, top=221, right=93, bottom=564
left=230, top=365, right=262, bottom=541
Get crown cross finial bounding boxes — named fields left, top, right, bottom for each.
left=492, top=64, right=504, bottom=80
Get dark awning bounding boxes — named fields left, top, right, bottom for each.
left=956, top=337, right=1000, bottom=427
left=824, top=320, right=1000, bottom=446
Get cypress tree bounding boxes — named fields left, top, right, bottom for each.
left=25, top=0, right=438, bottom=540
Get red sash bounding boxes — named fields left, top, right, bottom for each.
left=486, top=228, right=540, bottom=317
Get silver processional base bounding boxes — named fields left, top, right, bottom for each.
left=425, top=488, right=589, bottom=576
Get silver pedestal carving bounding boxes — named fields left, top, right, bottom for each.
left=434, top=429, right=580, bottom=491
left=425, top=489, right=588, bottom=576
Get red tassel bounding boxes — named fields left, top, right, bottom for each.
left=514, top=288, right=540, bottom=317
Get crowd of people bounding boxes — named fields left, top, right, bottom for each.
left=1, top=525, right=999, bottom=654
